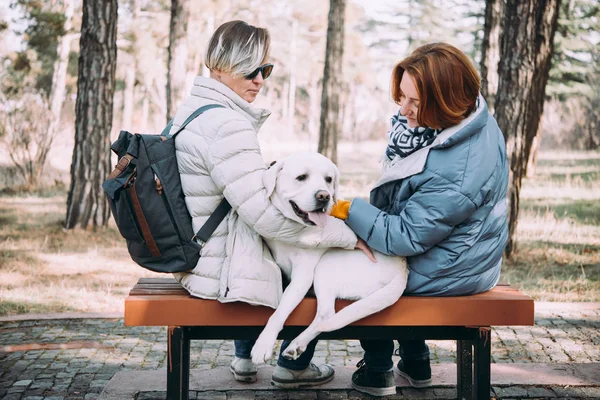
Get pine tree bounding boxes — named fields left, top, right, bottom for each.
left=65, top=0, right=118, bottom=229
left=495, top=0, right=561, bottom=258
left=318, top=0, right=346, bottom=164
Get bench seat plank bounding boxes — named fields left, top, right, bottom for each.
left=125, top=278, right=534, bottom=327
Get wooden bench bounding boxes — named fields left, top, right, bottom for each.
left=124, top=277, right=534, bottom=400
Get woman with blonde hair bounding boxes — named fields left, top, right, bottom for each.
left=330, top=42, right=509, bottom=396
left=170, top=20, right=370, bottom=388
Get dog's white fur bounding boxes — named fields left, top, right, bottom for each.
left=250, top=152, right=408, bottom=364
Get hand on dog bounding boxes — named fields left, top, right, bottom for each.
left=330, top=200, right=351, bottom=220
left=356, top=237, right=377, bottom=262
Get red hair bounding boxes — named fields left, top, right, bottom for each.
left=391, top=43, right=480, bottom=129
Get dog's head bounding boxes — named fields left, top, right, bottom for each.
left=263, top=152, right=340, bottom=228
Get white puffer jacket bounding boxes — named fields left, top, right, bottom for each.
left=172, top=77, right=358, bottom=308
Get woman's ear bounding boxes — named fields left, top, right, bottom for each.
left=263, top=160, right=283, bottom=197
left=210, top=69, right=222, bottom=82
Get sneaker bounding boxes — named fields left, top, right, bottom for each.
left=396, top=358, right=432, bottom=388
left=271, top=362, right=335, bottom=388
left=229, top=357, right=257, bottom=383
left=351, top=359, right=396, bottom=397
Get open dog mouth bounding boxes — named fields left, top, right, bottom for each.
left=289, top=201, right=329, bottom=227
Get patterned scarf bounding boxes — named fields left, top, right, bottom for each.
left=384, top=111, right=443, bottom=164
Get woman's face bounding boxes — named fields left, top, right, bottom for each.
left=212, top=67, right=265, bottom=103
left=398, top=72, right=420, bottom=128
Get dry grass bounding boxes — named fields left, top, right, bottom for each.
left=0, top=145, right=598, bottom=316
left=502, top=151, right=600, bottom=301
left=0, top=196, right=161, bottom=316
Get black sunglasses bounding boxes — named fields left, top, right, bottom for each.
left=245, top=63, right=274, bottom=80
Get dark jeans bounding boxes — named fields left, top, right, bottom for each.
left=234, top=339, right=319, bottom=371
left=360, top=339, right=430, bottom=372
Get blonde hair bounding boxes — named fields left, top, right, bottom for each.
left=205, top=20, right=270, bottom=77
left=391, top=42, right=480, bottom=129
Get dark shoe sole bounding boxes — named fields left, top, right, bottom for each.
left=396, top=367, right=432, bottom=388
left=229, top=366, right=257, bottom=383
left=271, top=370, right=335, bottom=389
left=351, top=381, right=397, bottom=396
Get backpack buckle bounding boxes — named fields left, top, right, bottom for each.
left=190, top=235, right=206, bottom=252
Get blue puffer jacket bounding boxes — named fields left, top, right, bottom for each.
left=346, top=95, right=508, bottom=296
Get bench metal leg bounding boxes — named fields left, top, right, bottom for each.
left=474, top=327, right=491, bottom=400
left=456, top=340, right=473, bottom=400
left=168, top=326, right=190, bottom=400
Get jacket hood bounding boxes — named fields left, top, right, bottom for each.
left=373, top=94, right=489, bottom=189
left=190, top=76, right=271, bottom=132
left=434, top=94, right=489, bottom=149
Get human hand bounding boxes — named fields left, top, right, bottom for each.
left=356, top=237, right=376, bottom=262
left=330, top=200, right=351, bottom=220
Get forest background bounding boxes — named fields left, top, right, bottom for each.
left=0, top=0, right=598, bottom=316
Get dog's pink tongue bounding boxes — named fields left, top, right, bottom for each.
left=307, top=212, right=329, bottom=228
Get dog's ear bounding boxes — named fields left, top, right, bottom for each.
left=332, top=164, right=341, bottom=203
left=263, top=160, right=283, bottom=197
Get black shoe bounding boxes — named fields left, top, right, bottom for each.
left=351, top=359, right=396, bottom=397
left=396, top=358, right=432, bottom=388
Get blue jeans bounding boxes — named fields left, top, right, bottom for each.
left=234, top=339, right=319, bottom=371
left=360, top=339, right=430, bottom=372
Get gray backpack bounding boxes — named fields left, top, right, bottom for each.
left=102, top=105, right=230, bottom=273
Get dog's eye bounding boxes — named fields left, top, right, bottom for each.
left=325, top=176, right=333, bottom=184
left=296, top=174, right=307, bottom=181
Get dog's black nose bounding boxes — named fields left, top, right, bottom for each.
left=315, top=190, right=331, bottom=204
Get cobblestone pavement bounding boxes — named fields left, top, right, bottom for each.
left=0, top=303, right=598, bottom=400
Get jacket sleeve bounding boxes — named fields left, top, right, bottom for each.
left=345, top=185, right=477, bottom=256
left=206, top=113, right=357, bottom=250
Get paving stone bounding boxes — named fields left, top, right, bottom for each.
left=0, top=306, right=599, bottom=399
left=196, top=391, right=227, bottom=400
left=433, top=388, right=457, bottom=399
left=552, top=386, right=600, bottom=397
left=526, top=386, right=557, bottom=397
left=346, top=391, right=372, bottom=400
left=255, top=390, right=288, bottom=399
left=226, top=390, right=256, bottom=399
left=495, top=385, right=529, bottom=398
left=288, top=390, right=318, bottom=399
left=316, top=390, right=348, bottom=399
left=137, top=392, right=166, bottom=400
left=3, top=394, right=23, bottom=400
left=13, top=379, right=32, bottom=386
left=399, top=388, right=438, bottom=399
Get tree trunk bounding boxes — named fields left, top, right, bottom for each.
left=202, top=12, right=214, bottom=78
left=36, top=0, right=77, bottom=187
left=122, top=63, right=135, bottom=130
left=480, top=0, right=503, bottom=111
left=140, top=86, right=149, bottom=132
left=288, top=19, right=298, bottom=137
left=166, top=0, right=190, bottom=122
left=65, top=0, right=118, bottom=230
left=494, top=0, right=560, bottom=258
left=318, top=0, right=346, bottom=164
left=308, top=76, right=320, bottom=142
left=121, top=0, right=138, bottom=131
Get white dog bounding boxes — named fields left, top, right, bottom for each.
left=251, top=152, right=408, bottom=364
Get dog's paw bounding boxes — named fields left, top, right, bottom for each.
left=251, top=335, right=276, bottom=364
left=282, top=341, right=306, bottom=360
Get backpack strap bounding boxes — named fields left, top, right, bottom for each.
left=162, top=103, right=229, bottom=251
left=190, top=198, right=232, bottom=251
left=162, top=104, right=226, bottom=138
